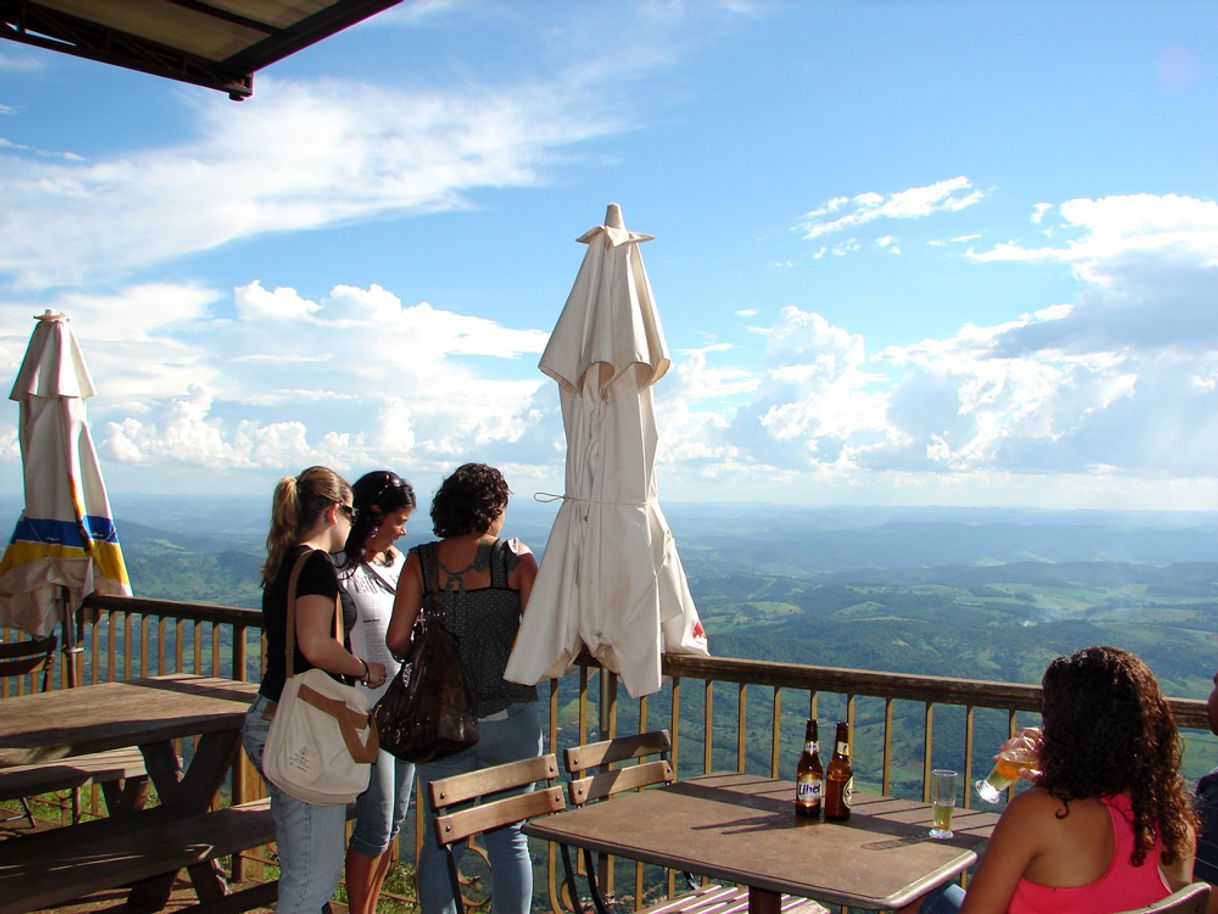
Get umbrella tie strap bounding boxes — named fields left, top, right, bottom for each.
left=533, top=492, right=649, bottom=508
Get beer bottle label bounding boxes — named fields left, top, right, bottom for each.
left=842, top=777, right=854, bottom=808
left=836, top=741, right=849, bottom=756
left=796, top=774, right=823, bottom=802
left=804, top=740, right=818, bottom=754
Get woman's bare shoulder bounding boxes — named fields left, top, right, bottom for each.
left=1003, top=786, right=1070, bottom=823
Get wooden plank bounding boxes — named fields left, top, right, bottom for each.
left=434, top=786, right=565, bottom=845
left=0, top=799, right=277, bottom=914
left=0, top=747, right=147, bottom=802
left=564, top=731, right=671, bottom=773
left=428, top=753, right=558, bottom=808
left=0, top=675, right=256, bottom=767
left=570, top=760, right=673, bottom=805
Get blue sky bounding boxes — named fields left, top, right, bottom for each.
left=0, top=0, right=1215, bottom=510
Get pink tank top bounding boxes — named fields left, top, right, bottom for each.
left=1008, top=793, right=1170, bottom=914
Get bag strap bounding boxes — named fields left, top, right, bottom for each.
left=425, top=544, right=445, bottom=623
left=284, top=548, right=343, bottom=679
left=362, top=556, right=398, bottom=594
left=298, top=681, right=380, bottom=761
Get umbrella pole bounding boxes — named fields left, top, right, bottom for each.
left=59, top=585, right=80, bottom=688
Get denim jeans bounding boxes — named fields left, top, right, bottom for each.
left=350, top=748, right=416, bottom=857
left=243, top=693, right=348, bottom=914
left=415, top=701, right=546, bottom=914
left=915, top=882, right=965, bottom=914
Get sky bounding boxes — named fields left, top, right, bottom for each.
left=0, top=0, right=1215, bottom=512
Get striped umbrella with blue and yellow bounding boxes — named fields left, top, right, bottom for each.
left=0, top=311, right=131, bottom=674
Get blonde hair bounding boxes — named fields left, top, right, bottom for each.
left=261, top=466, right=352, bottom=587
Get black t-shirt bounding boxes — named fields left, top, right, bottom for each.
left=259, top=545, right=342, bottom=702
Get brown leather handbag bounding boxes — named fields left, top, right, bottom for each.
left=373, top=546, right=479, bottom=762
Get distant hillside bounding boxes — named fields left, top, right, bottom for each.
left=7, top=495, right=1212, bottom=789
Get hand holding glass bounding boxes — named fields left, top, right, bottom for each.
left=929, top=769, right=958, bottom=839
left=975, top=727, right=1042, bottom=804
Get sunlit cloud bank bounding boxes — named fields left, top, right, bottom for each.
left=0, top=73, right=623, bottom=290
left=659, top=191, right=1218, bottom=508
left=2, top=189, right=1212, bottom=510
left=0, top=280, right=554, bottom=483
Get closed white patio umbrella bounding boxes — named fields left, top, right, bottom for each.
left=0, top=312, right=131, bottom=678
left=505, top=204, right=708, bottom=698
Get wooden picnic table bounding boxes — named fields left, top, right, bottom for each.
left=524, top=771, right=1001, bottom=913
left=0, top=674, right=264, bottom=914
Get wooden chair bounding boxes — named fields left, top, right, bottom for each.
left=564, top=731, right=826, bottom=914
left=428, top=753, right=566, bottom=912
left=0, top=634, right=56, bottom=826
left=1119, top=882, right=1211, bottom=914
left=0, top=633, right=56, bottom=693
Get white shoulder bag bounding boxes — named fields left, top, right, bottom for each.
left=263, top=549, right=379, bottom=805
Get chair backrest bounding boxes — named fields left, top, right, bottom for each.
left=1120, top=882, right=1211, bottom=914
left=429, top=753, right=565, bottom=849
left=0, top=634, right=57, bottom=692
left=564, top=729, right=674, bottom=806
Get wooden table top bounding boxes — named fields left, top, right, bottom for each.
left=524, top=771, right=1000, bottom=911
left=0, top=675, right=257, bottom=767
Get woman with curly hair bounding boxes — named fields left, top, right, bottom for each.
left=902, top=645, right=1198, bottom=914
left=386, top=463, right=541, bottom=914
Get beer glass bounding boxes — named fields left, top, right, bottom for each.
left=929, top=769, right=957, bottom=839
left=975, top=727, right=1042, bottom=804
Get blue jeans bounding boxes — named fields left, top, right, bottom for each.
left=415, top=701, right=546, bottom=914
left=243, top=694, right=348, bottom=914
left=915, top=882, right=965, bottom=913
left=350, top=748, right=416, bottom=857
left=1195, top=768, right=1218, bottom=883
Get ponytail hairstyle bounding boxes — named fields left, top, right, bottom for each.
left=341, top=470, right=417, bottom=569
left=261, top=466, right=352, bottom=587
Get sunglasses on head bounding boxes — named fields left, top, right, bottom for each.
left=338, top=503, right=359, bottom=523
left=373, top=473, right=407, bottom=505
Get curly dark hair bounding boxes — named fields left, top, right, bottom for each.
left=431, top=463, right=510, bottom=538
left=340, top=470, right=416, bottom=568
left=1036, top=645, right=1197, bottom=866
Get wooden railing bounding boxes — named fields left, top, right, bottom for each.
left=3, top=594, right=1213, bottom=913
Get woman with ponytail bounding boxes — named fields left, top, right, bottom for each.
left=242, top=466, right=389, bottom=913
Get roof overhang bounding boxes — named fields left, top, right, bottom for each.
left=0, top=0, right=403, bottom=100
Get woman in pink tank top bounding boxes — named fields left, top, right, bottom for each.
left=900, top=646, right=1198, bottom=914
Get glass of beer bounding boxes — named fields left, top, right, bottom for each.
left=929, top=769, right=958, bottom=839
left=975, top=727, right=1042, bottom=805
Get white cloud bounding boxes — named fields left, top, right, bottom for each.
left=0, top=53, right=40, bottom=73
left=796, top=176, right=985, bottom=241
left=0, top=278, right=553, bottom=474
left=0, top=73, right=625, bottom=289
left=653, top=191, right=1218, bottom=496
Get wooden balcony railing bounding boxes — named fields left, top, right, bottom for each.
left=2, top=594, right=1212, bottom=914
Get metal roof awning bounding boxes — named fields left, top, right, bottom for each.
left=0, top=0, right=403, bottom=100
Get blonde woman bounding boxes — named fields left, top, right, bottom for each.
left=242, top=466, right=388, bottom=913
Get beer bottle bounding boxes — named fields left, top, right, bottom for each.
left=794, top=718, right=823, bottom=818
left=824, top=720, right=854, bottom=821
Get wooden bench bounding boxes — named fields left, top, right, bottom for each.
left=0, top=747, right=150, bottom=820
left=0, top=798, right=278, bottom=914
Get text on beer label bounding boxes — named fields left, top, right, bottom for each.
left=804, top=741, right=818, bottom=754
left=796, top=776, right=823, bottom=801
left=842, top=777, right=854, bottom=807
